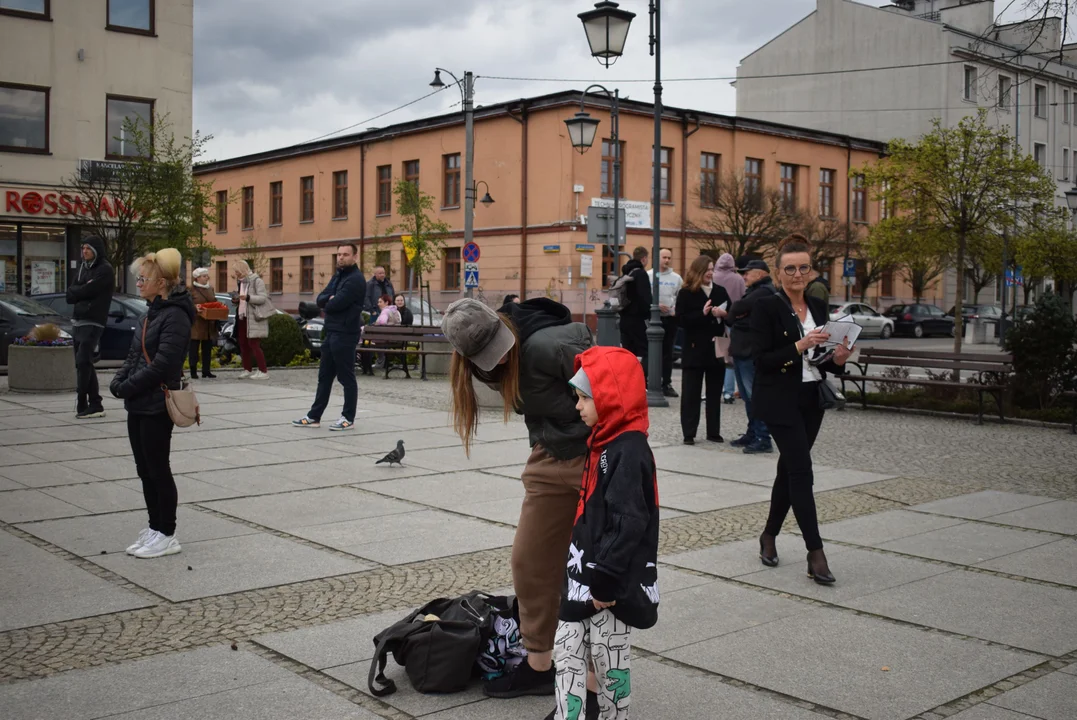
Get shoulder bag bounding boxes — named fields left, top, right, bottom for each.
left=777, top=293, right=842, bottom=412
left=141, top=320, right=201, bottom=427
left=249, top=277, right=277, bottom=321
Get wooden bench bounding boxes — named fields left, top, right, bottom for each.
left=359, top=325, right=452, bottom=381
left=1063, top=390, right=1077, bottom=434
left=837, top=348, right=1014, bottom=425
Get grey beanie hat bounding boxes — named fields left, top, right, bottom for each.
left=441, top=299, right=516, bottom=372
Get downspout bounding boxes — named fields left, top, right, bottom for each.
left=845, top=138, right=852, bottom=302
left=505, top=102, right=529, bottom=298
left=680, top=113, right=701, bottom=274
left=359, top=143, right=366, bottom=273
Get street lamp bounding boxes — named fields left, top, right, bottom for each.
left=578, top=0, right=668, bottom=408
left=1065, top=184, right=1077, bottom=213
left=475, top=180, right=495, bottom=207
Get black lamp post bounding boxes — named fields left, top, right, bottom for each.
left=578, top=0, right=668, bottom=407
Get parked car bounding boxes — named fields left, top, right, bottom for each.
left=33, top=292, right=147, bottom=360
left=883, top=303, right=956, bottom=338
left=947, top=303, right=1002, bottom=324
left=398, top=294, right=443, bottom=327
left=0, top=294, right=75, bottom=365
left=828, top=302, right=895, bottom=339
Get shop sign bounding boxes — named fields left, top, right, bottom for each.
left=3, top=189, right=132, bottom=219
left=590, top=198, right=651, bottom=229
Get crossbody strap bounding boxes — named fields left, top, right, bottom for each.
left=140, top=317, right=173, bottom=392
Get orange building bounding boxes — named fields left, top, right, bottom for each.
left=194, top=90, right=888, bottom=317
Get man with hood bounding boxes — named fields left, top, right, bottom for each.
left=713, top=253, right=746, bottom=403
left=618, top=246, right=652, bottom=369
left=66, top=236, right=114, bottom=419
left=728, top=258, right=778, bottom=453
left=646, top=248, right=683, bottom=397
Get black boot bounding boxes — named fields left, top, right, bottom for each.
left=807, top=548, right=836, bottom=585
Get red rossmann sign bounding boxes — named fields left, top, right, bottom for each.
left=4, top=189, right=132, bottom=218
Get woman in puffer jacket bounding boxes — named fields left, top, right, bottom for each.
left=110, top=248, right=194, bottom=559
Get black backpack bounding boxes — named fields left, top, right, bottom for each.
left=367, top=591, right=496, bottom=697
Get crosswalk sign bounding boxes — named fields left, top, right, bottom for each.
left=464, top=262, right=479, bottom=288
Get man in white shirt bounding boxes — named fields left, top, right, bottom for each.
left=647, top=248, right=684, bottom=397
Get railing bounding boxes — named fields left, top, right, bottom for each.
left=918, top=10, right=941, bottom=21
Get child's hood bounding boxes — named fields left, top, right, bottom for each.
left=574, top=346, right=649, bottom=446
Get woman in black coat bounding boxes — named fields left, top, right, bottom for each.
left=110, top=248, right=194, bottom=560
left=675, top=255, right=731, bottom=445
left=749, top=238, right=854, bottom=584
left=394, top=293, right=414, bottom=326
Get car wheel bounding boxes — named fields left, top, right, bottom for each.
left=913, top=324, right=924, bottom=339
left=949, top=324, right=956, bottom=338
left=880, top=324, right=893, bottom=339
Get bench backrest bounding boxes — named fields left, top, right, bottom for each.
left=859, top=348, right=1012, bottom=374
left=363, top=325, right=449, bottom=344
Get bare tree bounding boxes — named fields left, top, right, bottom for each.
left=687, top=171, right=804, bottom=258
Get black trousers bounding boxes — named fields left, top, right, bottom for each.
left=73, top=325, right=103, bottom=413
left=308, top=332, right=359, bottom=422
left=660, top=316, right=677, bottom=388
left=681, top=365, right=724, bottom=440
left=188, top=339, right=213, bottom=376
left=764, top=381, right=825, bottom=551
left=620, top=316, right=648, bottom=369
left=128, top=412, right=177, bottom=536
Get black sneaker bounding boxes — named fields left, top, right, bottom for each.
left=76, top=408, right=105, bottom=420
left=662, top=385, right=679, bottom=398
left=743, top=440, right=774, bottom=454
left=542, top=691, right=600, bottom=720
left=484, top=660, right=555, bottom=698
left=730, top=434, right=754, bottom=448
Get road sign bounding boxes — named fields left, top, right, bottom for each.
left=464, top=262, right=479, bottom=288
left=586, top=206, right=626, bottom=247
left=843, top=258, right=857, bottom=277
left=463, top=242, right=481, bottom=263
left=1005, top=266, right=1024, bottom=287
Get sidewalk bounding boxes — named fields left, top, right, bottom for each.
left=0, top=378, right=1074, bottom=720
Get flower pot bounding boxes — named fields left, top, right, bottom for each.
left=8, top=344, right=76, bottom=393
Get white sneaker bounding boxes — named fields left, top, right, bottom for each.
left=237, top=370, right=252, bottom=379
left=125, top=527, right=154, bottom=555
left=249, top=370, right=269, bottom=380
left=132, top=531, right=181, bottom=558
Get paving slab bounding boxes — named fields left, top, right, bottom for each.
left=203, top=486, right=423, bottom=531
left=812, top=467, right=897, bottom=492
left=58, top=456, right=139, bottom=481
left=91, top=532, right=372, bottom=601
left=0, top=476, right=25, bottom=490
left=430, top=421, right=531, bottom=443
left=948, top=703, right=1046, bottom=719
left=974, top=539, right=1077, bottom=586
left=0, top=446, right=44, bottom=465
left=118, top=474, right=245, bottom=503
left=1059, top=663, right=1077, bottom=676
left=911, top=491, right=1058, bottom=520
left=988, top=670, right=1077, bottom=720
left=399, top=441, right=535, bottom=472
left=363, top=471, right=525, bottom=509
left=19, top=440, right=112, bottom=462
left=847, top=570, right=1077, bottom=655
left=293, top=509, right=517, bottom=565
left=42, top=481, right=149, bottom=513
left=0, top=461, right=100, bottom=488
left=665, top=606, right=1045, bottom=720
left=18, top=506, right=260, bottom=557
left=314, top=455, right=441, bottom=482
left=255, top=607, right=407, bottom=669
left=658, top=476, right=772, bottom=512
left=663, top=536, right=816, bottom=579
left=326, top=661, right=489, bottom=716
left=819, top=509, right=966, bottom=546
left=186, top=466, right=311, bottom=495
left=0, top=488, right=89, bottom=523
left=658, top=565, right=718, bottom=594
left=479, top=464, right=526, bottom=480
left=420, top=695, right=558, bottom=720
left=877, top=522, right=1059, bottom=565
left=652, top=445, right=777, bottom=483
left=986, top=501, right=1077, bottom=535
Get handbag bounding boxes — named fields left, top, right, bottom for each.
left=249, top=278, right=276, bottom=321
left=817, top=379, right=841, bottom=411
left=714, top=334, right=731, bottom=360
left=141, top=320, right=201, bottom=427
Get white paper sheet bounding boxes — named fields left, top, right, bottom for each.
left=821, top=320, right=862, bottom=348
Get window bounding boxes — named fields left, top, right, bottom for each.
left=443, top=154, right=461, bottom=207
left=0, top=0, right=50, bottom=20
left=998, top=76, right=1012, bottom=110
left=780, top=163, right=797, bottom=213
left=375, top=250, right=392, bottom=278
left=215, top=190, right=228, bottom=232
left=851, top=175, right=867, bottom=222
left=269, top=258, right=283, bottom=293
left=1066, top=90, right=1071, bottom=124
left=300, top=256, right=314, bottom=293
left=216, top=261, right=228, bottom=292
left=601, top=139, right=625, bottom=198
left=819, top=169, right=835, bottom=218
left=881, top=181, right=893, bottom=220
left=241, top=186, right=254, bottom=230
left=1065, top=148, right=1071, bottom=182
left=652, top=146, right=672, bottom=202
left=443, top=247, right=461, bottom=291
left=881, top=270, right=894, bottom=297
left=963, top=65, right=977, bottom=102
left=377, top=165, right=392, bottom=215
left=1034, top=143, right=1047, bottom=171
left=332, top=170, right=348, bottom=219
left=1035, top=84, right=1047, bottom=118
left=106, top=95, right=153, bottom=158
left=404, top=160, right=420, bottom=188
left=107, top=0, right=154, bottom=34
left=601, top=246, right=616, bottom=288
left=269, top=181, right=282, bottom=226
left=745, top=158, right=763, bottom=209
left=0, top=82, right=49, bottom=153
left=700, top=152, right=720, bottom=207
left=300, top=176, right=314, bottom=222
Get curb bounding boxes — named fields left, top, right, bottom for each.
left=843, top=403, right=1072, bottom=431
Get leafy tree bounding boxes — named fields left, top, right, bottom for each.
left=688, top=171, right=804, bottom=258
left=863, top=110, right=1055, bottom=361
left=1013, top=213, right=1077, bottom=311
left=1003, top=291, right=1077, bottom=409
left=390, top=180, right=450, bottom=296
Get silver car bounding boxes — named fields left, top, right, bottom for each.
left=828, top=302, right=895, bottom=339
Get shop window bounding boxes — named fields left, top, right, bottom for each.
left=22, top=225, right=66, bottom=295
left=0, top=83, right=49, bottom=153
left=106, top=96, right=153, bottom=158
left=0, top=223, right=16, bottom=292
left=108, top=0, right=154, bottom=34
left=443, top=247, right=461, bottom=291
left=601, top=245, right=617, bottom=288
left=0, top=0, right=50, bottom=20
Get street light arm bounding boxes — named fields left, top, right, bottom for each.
left=433, top=67, right=467, bottom=104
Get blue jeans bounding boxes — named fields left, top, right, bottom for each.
left=308, top=332, right=359, bottom=422
left=723, top=364, right=736, bottom=397
left=733, top=356, right=770, bottom=445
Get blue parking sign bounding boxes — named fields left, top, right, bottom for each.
left=843, top=258, right=857, bottom=277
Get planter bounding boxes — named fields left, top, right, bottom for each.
left=8, top=344, right=76, bottom=393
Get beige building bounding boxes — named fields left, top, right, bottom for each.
left=0, top=0, right=193, bottom=295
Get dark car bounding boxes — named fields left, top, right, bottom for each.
left=883, top=303, right=955, bottom=338
left=947, top=303, right=1002, bottom=324
left=34, top=293, right=148, bottom=360
left=0, top=294, right=75, bottom=365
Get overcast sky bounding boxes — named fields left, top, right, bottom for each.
left=192, top=0, right=1037, bottom=162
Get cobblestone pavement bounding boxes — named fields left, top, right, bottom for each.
left=0, top=370, right=1074, bottom=720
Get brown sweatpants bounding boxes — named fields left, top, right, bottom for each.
left=514, top=444, right=587, bottom=653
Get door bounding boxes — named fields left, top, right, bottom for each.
left=927, top=305, right=947, bottom=334
left=852, top=304, right=881, bottom=335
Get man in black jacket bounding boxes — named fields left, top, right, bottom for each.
left=728, top=258, right=777, bottom=453
left=618, top=246, right=652, bottom=368
left=294, top=244, right=366, bottom=431
left=67, top=236, right=114, bottom=419
left=363, top=266, right=395, bottom=314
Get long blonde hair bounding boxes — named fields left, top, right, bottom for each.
left=450, top=316, right=521, bottom=456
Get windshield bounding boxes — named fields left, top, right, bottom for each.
left=0, top=294, right=62, bottom=317
left=884, top=305, right=905, bottom=316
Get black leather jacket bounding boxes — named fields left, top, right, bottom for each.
left=66, top=236, right=114, bottom=326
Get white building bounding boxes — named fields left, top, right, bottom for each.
left=737, top=0, right=1072, bottom=307
left=0, top=0, right=193, bottom=296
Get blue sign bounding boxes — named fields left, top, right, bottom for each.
left=843, top=258, right=857, bottom=277
left=463, top=242, right=481, bottom=263
left=1005, top=266, right=1024, bottom=287
left=464, top=268, right=479, bottom=288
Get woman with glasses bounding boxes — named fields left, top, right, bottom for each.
left=749, top=235, right=854, bottom=584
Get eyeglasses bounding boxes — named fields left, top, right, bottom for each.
left=782, top=264, right=812, bottom=277
left=136, top=276, right=147, bottom=285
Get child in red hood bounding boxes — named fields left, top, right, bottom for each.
left=546, top=346, right=659, bottom=720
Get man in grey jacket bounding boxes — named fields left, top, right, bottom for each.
left=647, top=248, right=682, bottom=397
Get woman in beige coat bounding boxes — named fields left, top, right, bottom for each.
left=230, top=260, right=272, bottom=379
left=188, top=267, right=218, bottom=379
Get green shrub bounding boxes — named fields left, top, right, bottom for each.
left=1003, top=292, right=1077, bottom=409
left=261, top=314, right=306, bottom=367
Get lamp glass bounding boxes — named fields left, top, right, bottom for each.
left=578, top=1, right=635, bottom=61
left=480, top=192, right=495, bottom=206
left=429, top=70, right=445, bottom=88
left=564, top=113, right=601, bottom=151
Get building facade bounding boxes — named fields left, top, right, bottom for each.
left=0, top=0, right=193, bottom=295
left=195, top=91, right=887, bottom=318
left=736, top=0, right=1073, bottom=307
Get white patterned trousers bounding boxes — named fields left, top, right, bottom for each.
left=553, top=610, right=632, bottom=720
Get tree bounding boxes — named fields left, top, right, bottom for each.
left=1014, top=212, right=1077, bottom=310
left=863, top=110, right=1055, bottom=361
left=239, top=233, right=268, bottom=278
left=390, top=180, right=449, bottom=297
left=791, top=214, right=853, bottom=274
left=688, top=171, right=804, bottom=258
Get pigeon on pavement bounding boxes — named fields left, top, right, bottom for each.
left=376, top=440, right=405, bottom=467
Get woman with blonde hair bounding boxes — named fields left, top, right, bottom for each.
left=230, top=259, right=272, bottom=379
left=110, top=248, right=194, bottom=559
left=189, top=267, right=218, bottom=379
left=440, top=297, right=592, bottom=701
